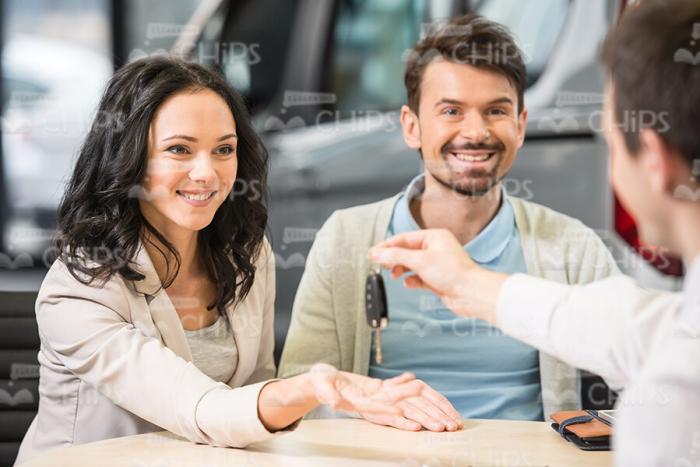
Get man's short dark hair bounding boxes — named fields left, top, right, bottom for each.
left=404, top=13, right=526, bottom=115
left=600, top=0, right=700, bottom=166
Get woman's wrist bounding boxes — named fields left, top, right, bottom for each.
left=297, top=372, right=322, bottom=409
left=257, top=374, right=320, bottom=432
left=265, top=374, right=320, bottom=410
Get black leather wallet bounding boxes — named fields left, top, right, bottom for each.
left=550, top=410, right=612, bottom=451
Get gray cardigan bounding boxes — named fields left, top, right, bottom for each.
left=279, top=195, right=620, bottom=419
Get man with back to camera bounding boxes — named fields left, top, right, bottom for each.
left=370, top=0, right=700, bottom=464
left=279, top=13, right=677, bottom=431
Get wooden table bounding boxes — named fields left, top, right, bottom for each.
left=22, top=418, right=613, bottom=466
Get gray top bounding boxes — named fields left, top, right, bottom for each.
left=184, top=314, right=238, bottom=383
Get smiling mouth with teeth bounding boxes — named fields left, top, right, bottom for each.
left=176, top=191, right=216, bottom=201
left=450, top=152, right=495, bottom=162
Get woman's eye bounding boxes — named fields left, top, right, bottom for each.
left=216, top=145, right=235, bottom=156
left=167, top=145, right=189, bottom=155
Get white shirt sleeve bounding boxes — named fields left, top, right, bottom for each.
left=495, top=274, right=682, bottom=388
left=495, top=273, right=700, bottom=464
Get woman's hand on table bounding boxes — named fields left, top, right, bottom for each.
left=306, top=363, right=417, bottom=412
left=258, top=363, right=433, bottom=432
left=307, top=364, right=462, bottom=432
left=356, top=377, right=464, bottom=432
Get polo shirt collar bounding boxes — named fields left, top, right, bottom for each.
left=393, top=173, right=515, bottom=264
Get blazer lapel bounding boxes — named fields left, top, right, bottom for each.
left=131, top=243, right=193, bottom=362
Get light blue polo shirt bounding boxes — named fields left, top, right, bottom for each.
left=368, top=174, right=543, bottom=421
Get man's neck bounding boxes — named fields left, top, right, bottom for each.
left=410, top=173, right=503, bottom=245
left=671, top=204, right=700, bottom=267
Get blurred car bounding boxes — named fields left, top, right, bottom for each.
left=1, top=35, right=112, bottom=261
left=1, top=0, right=681, bottom=355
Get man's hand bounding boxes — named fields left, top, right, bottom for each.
left=369, top=229, right=508, bottom=322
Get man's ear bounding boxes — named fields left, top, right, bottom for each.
left=400, top=105, right=421, bottom=150
left=516, top=107, right=528, bottom=148
left=638, top=128, right=685, bottom=197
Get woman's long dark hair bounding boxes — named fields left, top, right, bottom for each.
left=55, top=56, right=268, bottom=312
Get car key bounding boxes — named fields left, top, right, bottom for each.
left=365, top=270, right=389, bottom=364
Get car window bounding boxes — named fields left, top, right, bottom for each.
left=327, top=0, right=569, bottom=116
left=2, top=78, right=48, bottom=110
left=122, top=0, right=202, bottom=62
left=214, top=0, right=300, bottom=115
left=475, top=0, right=570, bottom=86
left=329, top=0, right=427, bottom=115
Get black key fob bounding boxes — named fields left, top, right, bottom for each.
left=365, top=272, right=388, bottom=329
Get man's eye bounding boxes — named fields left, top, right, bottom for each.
left=167, top=145, right=189, bottom=155
left=488, top=108, right=507, bottom=116
left=443, top=107, right=460, bottom=116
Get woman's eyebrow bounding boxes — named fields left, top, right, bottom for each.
left=161, top=133, right=238, bottom=142
left=218, top=133, right=238, bottom=141
left=162, top=134, right=196, bottom=142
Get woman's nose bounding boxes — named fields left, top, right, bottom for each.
left=188, top=152, right=216, bottom=185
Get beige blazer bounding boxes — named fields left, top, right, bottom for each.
left=16, top=240, right=293, bottom=465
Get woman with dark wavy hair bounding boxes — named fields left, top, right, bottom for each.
left=15, top=56, right=421, bottom=464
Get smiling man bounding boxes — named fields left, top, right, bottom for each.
left=279, top=14, right=620, bottom=427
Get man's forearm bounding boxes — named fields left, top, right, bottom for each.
left=494, top=273, right=681, bottom=387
